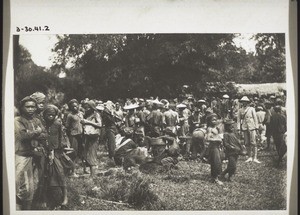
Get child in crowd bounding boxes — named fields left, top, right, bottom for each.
left=206, top=113, right=223, bottom=185
left=43, top=105, right=68, bottom=208
left=220, top=119, right=241, bottom=182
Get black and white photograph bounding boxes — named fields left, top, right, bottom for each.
left=3, top=0, right=297, bottom=214
left=13, top=33, right=288, bottom=211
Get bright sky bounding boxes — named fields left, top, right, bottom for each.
left=19, top=34, right=257, bottom=69
left=19, top=35, right=59, bottom=68
left=233, top=33, right=257, bottom=54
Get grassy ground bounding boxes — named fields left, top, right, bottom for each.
left=63, top=145, right=286, bottom=211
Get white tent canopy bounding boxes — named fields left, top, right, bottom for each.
left=235, top=83, right=286, bottom=95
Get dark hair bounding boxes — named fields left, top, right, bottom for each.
left=19, top=96, right=37, bottom=115
left=274, top=106, right=282, bottom=113
left=224, top=123, right=233, bottom=132
left=68, top=99, right=79, bottom=109
left=206, top=113, right=217, bottom=127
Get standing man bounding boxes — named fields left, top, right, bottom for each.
left=269, top=101, right=287, bottom=167
left=256, top=105, right=266, bottom=150
left=237, top=96, right=260, bottom=163
left=65, top=99, right=84, bottom=167
left=15, top=96, right=47, bottom=210
left=163, top=102, right=179, bottom=135
left=220, top=94, right=231, bottom=120
left=102, top=106, right=118, bottom=162
left=114, top=102, right=124, bottom=120
left=147, top=100, right=164, bottom=137
left=263, top=100, right=275, bottom=150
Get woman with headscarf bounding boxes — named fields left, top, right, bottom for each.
left=43, top=105, right=69, bottom=208
left=81, top=100, right=102, bottom=177
left=15, top=96, right=47, bottom=210
left=30, top=92, right=47, bottom=123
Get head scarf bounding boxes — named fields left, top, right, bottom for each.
left=206, top=113, right=218, bottom=124
left=19, top=96, right=37, bottom=108
left=43, top=104, right=59, bottom=118
left=30, top=92, right=46, bottom=103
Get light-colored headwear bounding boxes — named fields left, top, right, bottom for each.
left=240, top=96, right=250, bottom=102
left=20, top=96, right=37, bottom=108
left=30, top=92, right=46, bottom=103
left=105, top=100, right=115, bottom=111
left=151, top=99, right=163, bottom=105
left=223, top=94, right=229, bottom=99
left=123, top=103, right=139, bottom=110
left=86, top=100, right=96, bottom=110
left=96, top=104, right=105, bottom=111
left=176, top=103, right=187, bottom=109
left=43, top=104, right=59, bottom=117
left=256, top=106, right=263, bottom=111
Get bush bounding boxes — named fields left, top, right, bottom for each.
left=127, top=177, right=166, bottom=210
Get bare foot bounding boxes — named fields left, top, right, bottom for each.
left=61, top=198, right=68, bottom=206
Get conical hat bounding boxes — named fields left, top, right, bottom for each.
left=240, top=96, right=250, bottom=102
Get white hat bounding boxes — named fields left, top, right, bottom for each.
left=160, top=99, right=169, bottom=104
left=256, top=106, right=263, bottom=110
left=198, top=99, right=206, bottom=103
left=177, top=103, right=187, bottom=108
left=123, top=103, right=139, bottom=110
left=151, top=99, right=163, bottom=105
left=96, top=104, right=105, bottom=111
left=223, top=94, right=229, bottom=99
left=240, top=96, right=250, bottom=102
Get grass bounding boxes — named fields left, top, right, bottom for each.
left=64, top=144, right=286, bottom=211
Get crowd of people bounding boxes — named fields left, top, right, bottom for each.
left=14, top=91, right=287, bottom=210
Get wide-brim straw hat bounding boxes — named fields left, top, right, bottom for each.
left=256, top=106, right=263, bottom=111
left=240, top=96, right=250, bottom=102
left=176, top=103, right=187, bottom=108
left=197, top=99, right=206, bottom=103
left=123, top=103, right=139, bottom=110
left=86, top=100, right=97, bottom=110
left=96, top=104, right=105, bottom=111
left=160, top=99, right=169, bottom=105
left=151, top=99, right=164, bottom=105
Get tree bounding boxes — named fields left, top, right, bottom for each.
left=49, top=33, right=285, bottom=100
left=253, top=33, right=286, bottom=82
left=14, top=43, right=66, bottom=106
left=52, top=34, right=245, bottom=99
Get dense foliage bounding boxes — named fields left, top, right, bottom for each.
left=14, top=34, right=286, bottom=104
